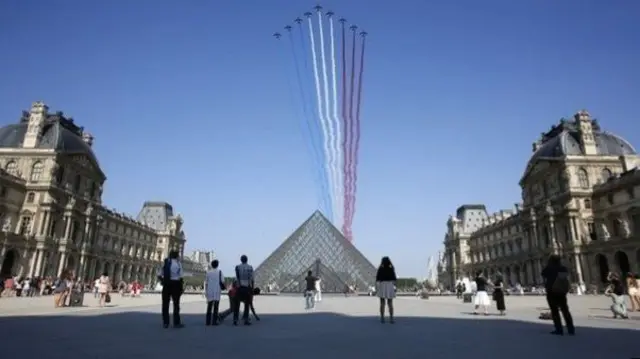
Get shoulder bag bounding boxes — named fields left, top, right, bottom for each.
left=219, top=271, right=226, bottom=291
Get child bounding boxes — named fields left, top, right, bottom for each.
left=218, top=281, right=238, bottom=321
left=219, top=282, right=260, bottom=322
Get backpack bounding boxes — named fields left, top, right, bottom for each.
left=551, top=272, right=570, bottom=294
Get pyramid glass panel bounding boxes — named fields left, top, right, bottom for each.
left=254, top=211, right=377, bottom=293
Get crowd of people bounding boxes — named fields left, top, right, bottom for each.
left=154, top=252, right=400, bottom=328
left=1, top=269, right=147, bottom=309
left=5, top=251, right=638, bottom=336
left=461, top=254, right=640, bottom=336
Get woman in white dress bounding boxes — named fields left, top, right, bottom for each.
left=314, top=277, right=322, bottom=302
left=204, top=260, right=224, bottom=326
left=473, top=271, right=490, bottom=315
left=97, top=272, right=111, bottom=308
left=376, top=256, right=397, bottom=323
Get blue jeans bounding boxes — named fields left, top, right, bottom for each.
left=305, top=290, right=315, bottom=309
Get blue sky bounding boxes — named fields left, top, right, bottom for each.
left=1, top=1, right=638, bottom=277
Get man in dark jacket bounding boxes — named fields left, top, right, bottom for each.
left=157, top=250, right=184, bottom=328
left=541, top=254, right=575, bottom=335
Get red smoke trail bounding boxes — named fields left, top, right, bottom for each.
left=350, top=31, right=366, bottom=240
left=340, top=19, right=351, bottom=240
left=343, top=25, right=358, bottom=242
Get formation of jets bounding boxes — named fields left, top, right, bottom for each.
left=273, top=5, right=367, bottom=39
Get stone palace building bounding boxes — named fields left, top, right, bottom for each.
left=439, top=110, right=640, bottom=289
left=0, top=101, right=195, bottom=284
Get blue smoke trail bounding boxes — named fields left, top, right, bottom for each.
left=296, top=21, right=334, bottom=220
left=285, top=27, right=331, bottom=218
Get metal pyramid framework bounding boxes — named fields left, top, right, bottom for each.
left=254, top=211, right=377, bottom=293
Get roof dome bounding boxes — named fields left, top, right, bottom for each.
left=526, top=113, right=635, bottom=168
left=0, top=110, right=99, bottom=165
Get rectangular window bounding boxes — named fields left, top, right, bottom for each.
left=19, top=216, right=32, bottom=235
left=588, top=222, right=597, bottom=241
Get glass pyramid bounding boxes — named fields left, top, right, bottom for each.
left=254, top=211, right=377, bottom=293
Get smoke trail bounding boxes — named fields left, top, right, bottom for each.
left=328, top=14, right=344, bottom=229
left=307, top=14, right=336, bottom=221
left=297, top=20, right=333, bottom=220
left=340, top=18, right=350, bottom=236
left=286, top=26, right=332, bottom=218
left=316, top=10, right=339, bottom=225
left=342, top=25, right=359, bottom=241
left=350, top=31, right=367, bottom=239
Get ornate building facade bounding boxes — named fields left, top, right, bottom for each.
left=441, top=110, right=640, bottom=288
left=0, top=102, right=188, bottom=284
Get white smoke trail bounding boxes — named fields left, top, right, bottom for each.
left=327, top=15, right=344, bottom=228
left=307, top=16, right=336, bottom=219
left=317, top=11, right=340, bottom=225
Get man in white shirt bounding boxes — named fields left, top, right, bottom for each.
left=157, top=250, right=184, bottom=328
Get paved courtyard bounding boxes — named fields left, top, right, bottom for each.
left=0, top=294, right=638, bottom=358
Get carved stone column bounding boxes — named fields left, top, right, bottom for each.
left=534, top=259, right=542, bottom=285
left=39, top=211, right=49, bottom=235
left=64, top=215, right=72, bottom=240
left=529, top=209, right=539, bottom=250
left=35, top=250, right=46, bottom=277
left=27, top=249, right=38, bottom=277
left=57, top=251, right=67, bottom=276
left=45, top=212, right=54, bottom=238
left=78, top=254, right=87, bottom=280
left=569, top=216, right=578, bottom=243
left=573, top=252, right=584, bottom=285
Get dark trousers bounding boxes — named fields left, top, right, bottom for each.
left=546, top=293, right=574, bottom=333
left=205, top=300, right=220, bottom=325
left=233, top=286, right=251, bottom=322
left=162, top=280, right=182, bottom=326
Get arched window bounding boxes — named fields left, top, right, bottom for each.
left=55, top=166, right=65, bottom=184
left=30, top=162, right=44, bottom=182
left=73, top=174, right=82, bottom=192
left=601, top=168, right=612, bottom=182
left=5, top=161, right=18, bottom=176
left=578, top=168, right=590, bottom=188
left=557, top=172, right=565, bottom=192
left=611, top=218, right=622, bottom=237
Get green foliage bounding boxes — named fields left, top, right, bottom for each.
left=396, top=277, right=418, bottom=289
left=183, top=275, right=205, bottom=288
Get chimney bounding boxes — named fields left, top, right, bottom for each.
left=619, top=155, right=637, bottom=172
left=23, top=101, right=49, bottom=148
left=575, top=110, right=597, bottom=155
left=82, top=132, right=94, bottom=147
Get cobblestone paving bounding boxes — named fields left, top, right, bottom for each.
left=1, top=294, right=638, bottom=359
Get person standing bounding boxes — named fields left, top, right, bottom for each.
left=314, top=277, right=322, bottom=302
left=304, top=271, right=317, bottom=310
left=158, top=250, right=184, bottom=329
left=493, top=273, right=506, bottom=315
left=204, top=260, right=224, bottom=326
left=626, top=273, right=640, bottom=311
left=234, top=254, right=254, bottom=326
left=541, top=254, right=575, bottom=335
left=473, top=271, right=490, bottom=315
left=97, top=272, right=110, bottom=307
left=376, top=256, right=397, bottom=323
